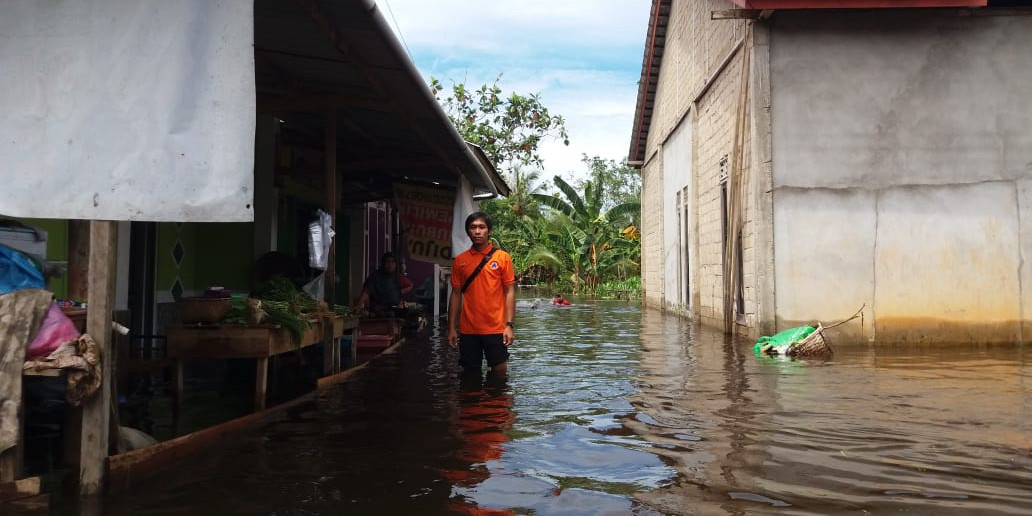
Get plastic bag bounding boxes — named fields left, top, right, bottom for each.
left=0, top=244, right=45, bottom=295
left=754, top=325, right=815, bottom=355
left=26, top=302, right=81, bottom=360
left=307, top=210, right=335, bottom=270
left=302, top=272, right=325, bottom=301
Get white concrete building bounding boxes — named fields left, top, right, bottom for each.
left=629, top=0, right=1032, bottom=343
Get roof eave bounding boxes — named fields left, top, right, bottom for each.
left=627, top=0, right=671, bottom=167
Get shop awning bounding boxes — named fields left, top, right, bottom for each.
left=254, top=0, right=508, bottom=206
left=0, top=0, right=504, bottom=222
left=0, top=0, right=256, bottom=222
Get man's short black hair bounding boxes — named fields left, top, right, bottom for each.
left=465, top=211, right=492, bottom=231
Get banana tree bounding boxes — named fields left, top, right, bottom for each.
left=531, top=174, right=640, bottom=292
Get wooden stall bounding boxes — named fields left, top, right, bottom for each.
left=167, top=316, right=358, bottom=412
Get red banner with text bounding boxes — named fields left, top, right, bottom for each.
left=394, top=183, right=455, bottom=265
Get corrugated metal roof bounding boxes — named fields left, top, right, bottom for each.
left=255, top=0, right=507, bottom=203
left=627, top=0, right=671, bottom=165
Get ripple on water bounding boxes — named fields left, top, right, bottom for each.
left=108, top=299, right=1032, bottom=515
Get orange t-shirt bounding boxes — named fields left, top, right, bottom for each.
left=451, top=245, right=514, bottom=334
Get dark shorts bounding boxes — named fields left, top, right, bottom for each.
left=458, top=333, right=510, bottom=371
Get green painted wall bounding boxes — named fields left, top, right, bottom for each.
left=196, top=223, right=253, bottom=292
left=156, top=222, right=254, bottom=297
left=156, top=222, right=195, bottom=297
left=8, top=215, right=345, bottom=304
left=11, top=218, right=68, bottom=298
left=275, top=200, right=352, bottom=306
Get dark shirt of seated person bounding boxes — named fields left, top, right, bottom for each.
left=355, top=252, right=413, bottom=316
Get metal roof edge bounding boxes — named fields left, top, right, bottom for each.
left=628, top=0, right=671, bottom=165
left=362, top=0, right=501, bottom=197
left=466, top=143, right=510, bottom=198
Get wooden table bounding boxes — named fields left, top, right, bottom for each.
left=328, top=315, right=360, bottom=374
left=167, top=316, right=358, bottom=411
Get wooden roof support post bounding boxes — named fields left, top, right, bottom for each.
left=322, top=110, right=339, bottom=374
left=67, top=220, right=90, bottom=302
left=80, top=220, right=117, bottom=494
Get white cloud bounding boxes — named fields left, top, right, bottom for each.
left=379, top=1, right=649, bottom=52
left=377, top=0, right=651, bottom=181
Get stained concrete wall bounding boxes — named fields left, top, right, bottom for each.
left=770, top=11, right=1032, bottom=342
left=662, top=119, right=692, bottom=311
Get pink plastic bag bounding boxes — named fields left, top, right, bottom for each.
left=26, top=302, right=81, bottom=360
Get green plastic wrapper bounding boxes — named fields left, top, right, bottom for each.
left=754, top=325, right=816, bottom=354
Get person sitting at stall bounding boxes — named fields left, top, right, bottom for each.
left=552, top=293, right=571, bottom=306
left=355, top=252, right=413, bottom=317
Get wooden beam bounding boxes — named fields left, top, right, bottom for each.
left=323, top=109, right=338, bottom=373
left=712, top=9, right=762, bottom=19
left=257, top=93, right=392, bottom=115
left=106, top=375, right=321, bottom=492
left=67, top=220, right=90, bottom=301
left=0, top=476, right=40, bottom=502
left=276, top=158, right=442, bottom=176
left=7, top=493, right=49, bottom=511
left=291, top=0, right=479, bottom=189
left=80, top=220, right=117, bottom=494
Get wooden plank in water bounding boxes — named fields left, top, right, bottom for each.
left=0, top=476, right=40, bottom=502
left=106, top=385, right=316, bottom=492
left=7, top=493, right=49, bottom=510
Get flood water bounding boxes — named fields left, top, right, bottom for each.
left=100, top=298, right=1031, bottom=515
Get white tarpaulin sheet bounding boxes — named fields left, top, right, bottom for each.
left=451, top=176, right=476, bottom=256
left=0, top=0, right=255, bottom=222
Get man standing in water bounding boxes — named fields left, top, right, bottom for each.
left=447, top=211, right=516, bottom=374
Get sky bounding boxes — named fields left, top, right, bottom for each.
left=377, top=0, right=652, bottom=182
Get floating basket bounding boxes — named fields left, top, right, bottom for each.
left=178, top=296, right=232, bottom=324
left=786, top=323, right=832, bottom=358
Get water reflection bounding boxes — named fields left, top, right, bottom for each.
left=444, top=371, right=515, bottom=514
left=97, top=298, right=1030, bottom=515
left=631, top=308, right=1032, bottom=515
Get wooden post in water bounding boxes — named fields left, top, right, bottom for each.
left=79, top=220, right=117, bottom=494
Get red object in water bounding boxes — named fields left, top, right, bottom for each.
left=357, top=334, right=393, bottom=350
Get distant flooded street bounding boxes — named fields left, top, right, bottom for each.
left=103, top=297, right=1031, bottom=515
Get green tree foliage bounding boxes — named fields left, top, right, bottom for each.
left=429, top=76, right=641, bottom=296
left=429, top=75, right=569, bottom=177
left=531, top=168, right=641, bottom=293
left=578, top=155, right=641, bottom=213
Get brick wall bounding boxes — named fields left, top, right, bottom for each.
left=639, top=0, right=758, bottom=333
left=640, top=153, right=664, bottom=307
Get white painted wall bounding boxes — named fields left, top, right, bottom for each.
left=770, top=12, right=1032, bottom=342
left=662, top=120, right=693, bottom=310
